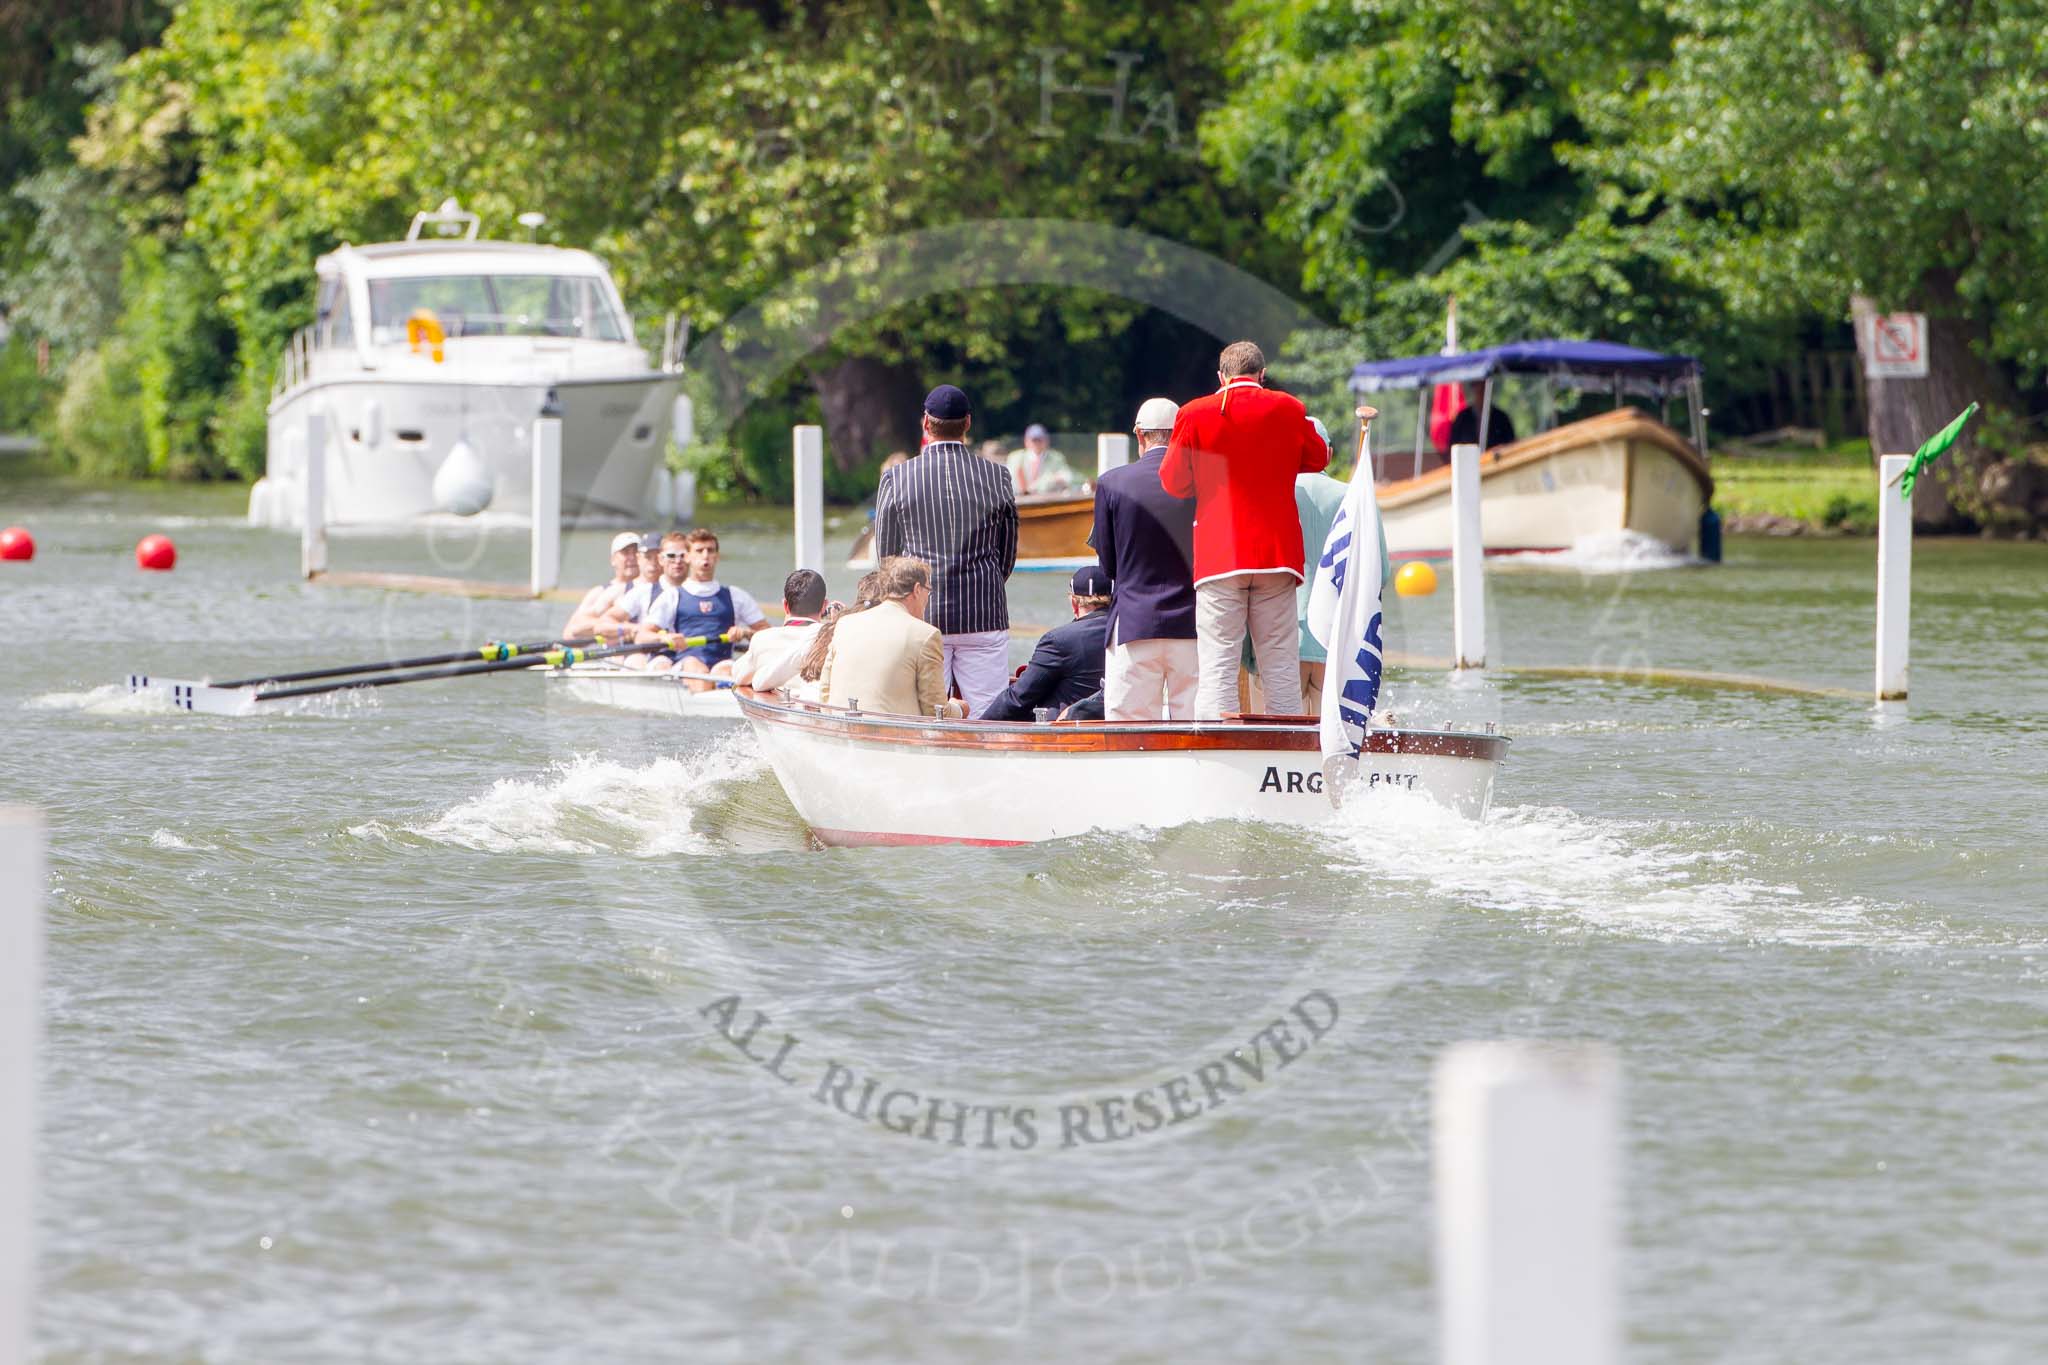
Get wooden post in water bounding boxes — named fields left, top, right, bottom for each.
left=1096, top=434, right=1130, bottom=478
left=1436, top=1042, right=1619, bottom=1365
left=792, top=425, right=825, bottom=574
left=1451, top=443, right=1486, bottom=669
left=0, top=808, right=43, bottom=1364
left=1876, top=454, right=1912, bottom=700
left=301, top=407, right=328, bottom=579
left=529, top=397, right=562, bottom=596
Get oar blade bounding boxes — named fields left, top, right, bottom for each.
left=125, top=675, right=264, bottom=717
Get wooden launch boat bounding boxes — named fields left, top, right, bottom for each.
left=847, top=490, right=1097, bottom=571
left=734, top=687, right=1506, bottom=847
left=1376, top=407, right=1713, bottom=559
left=1014, top=490, right=1096, bottom=559
left=547, top=661, right=740, bottom=720
left=1353, top=339, right=1718, bottom=559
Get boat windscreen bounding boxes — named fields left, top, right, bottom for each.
left=366, top=274, right=628, bottom=344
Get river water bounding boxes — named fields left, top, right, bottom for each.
left=4, top=478, right=2045, bottom=1363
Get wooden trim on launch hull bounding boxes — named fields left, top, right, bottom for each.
left=733, top=689, right=1509, bottom=761
left=1376, top=407, right=1714, bottom=510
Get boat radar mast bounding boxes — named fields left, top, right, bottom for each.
left=405, top=198, right=481, bottom=241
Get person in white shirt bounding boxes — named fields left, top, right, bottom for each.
left=563, top=531, right=645, bottom=640
left=632, top=528, right=770, bottom=689
left=732, top=569, right=829, bottom=695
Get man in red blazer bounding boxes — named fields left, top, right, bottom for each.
left=1160, top=340, right=1331, bottom=717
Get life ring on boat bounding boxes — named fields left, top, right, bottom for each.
left=407, top=309, right=446, bottom=363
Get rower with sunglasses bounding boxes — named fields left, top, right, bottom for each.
left=631, top=528, right=770, bottom=689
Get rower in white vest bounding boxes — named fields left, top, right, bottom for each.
left=562, top=531, right=646, bottom=639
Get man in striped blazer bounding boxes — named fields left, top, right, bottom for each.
left=874, top=384, right=1020, bottom=716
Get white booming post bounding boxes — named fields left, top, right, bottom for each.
left=792, top=425, right=825, bottom=573
left=0, top=808, right=44, bottom=1365
left=1436, top=1042, right=1619, bottom=1365
left=1876, top=454, right=1912, bottom=700
left=1096, top=433, right=1131, bottom=477
left=649, top=462, right=675, bottom=522
left=301, top=407, right=328, bottom=579
left=1450, top=442, right=1486, bottom=669
left=530, top=407, right=562, bottom=596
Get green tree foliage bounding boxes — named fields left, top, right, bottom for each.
left=627, top=5, right=1294, bottom=471
left=1205, top=0, right=1789, bottom=384
left=0, top=2, right=170, bottom=271
left=49, top=337, right=148, bottom=477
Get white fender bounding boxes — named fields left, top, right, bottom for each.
left=432, top=438, right=494, bottom=516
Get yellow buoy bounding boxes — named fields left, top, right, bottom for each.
left=1394, top=561, right=1438, bottom=597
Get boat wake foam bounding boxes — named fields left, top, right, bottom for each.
left=24, top=683, right=381, bottom=719
left=1321, top=796, right=1917, bottom=947
left=402, top=737, right=771, bottom=857
left=25, top=685, right=178, bottom=715
left=1498, top=529, right=1699, bottom=574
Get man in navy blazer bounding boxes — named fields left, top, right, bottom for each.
left=1089, top=397, right=1199, bottom=719
left=980, top=566, right=1111, bottom=721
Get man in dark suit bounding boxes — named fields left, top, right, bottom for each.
left=874, top=384, right=1020, bottom=716
left=980, top=566, right=1111, bottom=721
left=1089, top=397, right=1199, bottom=719
left=1447, top=384, right=1517, bottom=449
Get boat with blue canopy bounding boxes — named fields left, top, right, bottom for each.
left=1351, top=339, right=1717, bottom=561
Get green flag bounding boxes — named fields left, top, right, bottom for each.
left=1898, top=402, right=1979, bottom=499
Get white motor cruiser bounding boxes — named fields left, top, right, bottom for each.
left=249, top=199, right=683, bottom=529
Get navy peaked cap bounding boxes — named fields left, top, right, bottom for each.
left=922, top=384, right=972, bottom=420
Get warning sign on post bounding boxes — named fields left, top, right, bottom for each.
left=1865, top=313, right=1928, bottom=379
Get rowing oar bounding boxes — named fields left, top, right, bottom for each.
left=128, top=632, right=731, bottom=714
left=210, top=631, right=634, bottom=689
left=253, top=633, right=731, bottom=701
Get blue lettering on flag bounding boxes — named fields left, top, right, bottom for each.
left=1320, top=530, right=1352, bottom=595
left=1318, top=505, right=1351, bottom=571
left=1337, top=610, right=1385, bottom=749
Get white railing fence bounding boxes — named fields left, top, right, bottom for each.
left=272, top=325, right=316, bottom=400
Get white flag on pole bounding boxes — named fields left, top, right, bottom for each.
left=1304, top=446, right=1386, bottom=761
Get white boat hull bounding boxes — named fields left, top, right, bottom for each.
left=1376, top=408, right=1712, bottom=558
left=548, top=663, right=740, bottom=720
left=254, top=372, right=677, bottom=528
left=736, top=692, right=1505, bottom=846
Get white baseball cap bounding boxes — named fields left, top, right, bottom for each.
left=1135, top=397, right=1179, bottom=430
left=610, top=531, right=643, bottom=553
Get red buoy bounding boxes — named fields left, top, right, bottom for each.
left=0, top=526, right=31, bottom=561
left=135, top=533, right=177, bottom=571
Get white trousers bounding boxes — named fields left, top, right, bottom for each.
left=944, top=629, right=1012, bottom=718
left=1195, top=573, right=1302, bottom=719
left=1104, top=639, right=1199, bottom=720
